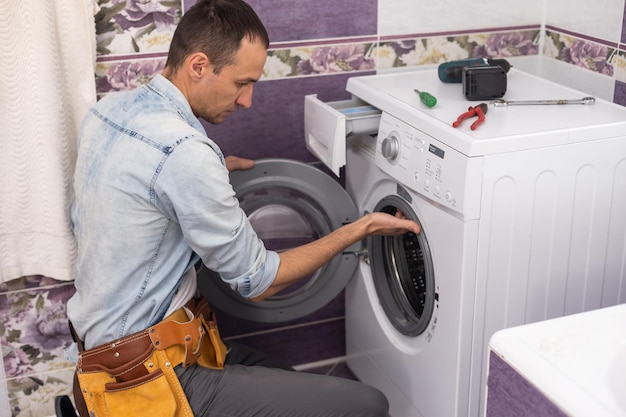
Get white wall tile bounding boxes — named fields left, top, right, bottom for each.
left=538, top=58, right=616, bottom=102
left=379, top=0, right=544, bottom=36
left=544, top=0, right=625, bottom=43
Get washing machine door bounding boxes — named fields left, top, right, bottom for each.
left=197, top=159, right=360, bottom=322
left=367, top=192, right=436, bottom=337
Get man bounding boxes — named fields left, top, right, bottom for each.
left=67, top=0, right=421, bottom=416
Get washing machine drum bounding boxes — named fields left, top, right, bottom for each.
left=196, top=159, right=360, bottom=322
left=367, top=194, right=436, bottom=337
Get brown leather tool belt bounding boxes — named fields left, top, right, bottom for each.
left=72, top=297, right=227, bottom=417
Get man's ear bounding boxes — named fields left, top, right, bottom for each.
left=186, top=52, right=212, bottom=80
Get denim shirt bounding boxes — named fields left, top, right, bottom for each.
left=66, top=75, right=279, bottom=349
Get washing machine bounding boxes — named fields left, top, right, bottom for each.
left=344, top=133, right=477, bottom=417
left=311, top=68, right=626, bottom=417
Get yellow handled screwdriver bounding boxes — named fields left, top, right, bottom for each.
left=414, top=88, right=437, bottom=108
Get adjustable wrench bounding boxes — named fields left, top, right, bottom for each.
left=492, top=96, right=596, bottom=107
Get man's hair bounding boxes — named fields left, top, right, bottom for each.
left=165, top=0, right=270, bottom=74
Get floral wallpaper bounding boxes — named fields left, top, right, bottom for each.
left=95, top=0, right=180, bottom=55
left=374, top=31, right=539, bottom=69
left=89, top=2, right=622, bottom=97
left=545, top=30, right=615, bottom=76
left=96, top=59, right=166, bottom=93
left=97, top=29, right=542, bottom=96
left=94, top=25, right=626, bottom=98
left=614, top=52, right=626, bottom=82
left=0, top=277, right=75, bottom=417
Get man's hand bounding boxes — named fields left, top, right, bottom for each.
left=225, top=156, right=254, bottom=172
left=364, top=212, right=421, bottom=236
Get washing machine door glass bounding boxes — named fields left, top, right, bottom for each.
left=197, top=159, right=360, bottom=322
left=367, top=193, right=436, bottom=336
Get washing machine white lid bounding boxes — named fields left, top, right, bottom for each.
left=197, top=159, right=360, bottom=322
left=347, top=68, right=626, bottom=156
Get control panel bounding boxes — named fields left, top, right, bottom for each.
left=375, top=112, right=482, bottom=219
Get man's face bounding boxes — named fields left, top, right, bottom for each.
left=191, top=37, right=267, bottom=124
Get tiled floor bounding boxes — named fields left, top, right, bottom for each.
left=300, top=360, right=358, bottom=380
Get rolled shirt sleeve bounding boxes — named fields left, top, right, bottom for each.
left=230, top=249, right=280, bottom=298
left=155, top=136, right=280, bottom=299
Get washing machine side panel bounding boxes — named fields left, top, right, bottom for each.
left=346, top=176, right=481, bottom=417
left=603, top=160, right=626, bottom=305
left=471, top=136, right=626, bottom=417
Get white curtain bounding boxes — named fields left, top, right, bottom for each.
left=0, top=0, right=97, bottom=283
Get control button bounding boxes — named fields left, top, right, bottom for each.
left=413, top=173, right=420, bottom=183
left=381, top=134, right=400, bottom=161
left=445, top=191, right=452, bottom=202
left=424, top=179, right=430, bottom=188
left=434, top=185, right=440, bottom=195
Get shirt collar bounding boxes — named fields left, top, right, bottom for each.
left=148, top=74, right=207, bottom=135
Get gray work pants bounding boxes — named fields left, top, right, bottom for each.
left=175, top=341, right=389, bottom=417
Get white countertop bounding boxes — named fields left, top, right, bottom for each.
left=489, top=304, right=626, bottom=417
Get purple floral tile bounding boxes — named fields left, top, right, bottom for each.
left=95, top=0, right=181, bottom=56
left=376, top=30, right=539, bottom=70
left=247, top=0, right=376, bottom=43
left=181, top=0, right=377, bottom=43
left=1, top=284, right=75, bottom=380
left=474, top=31, right=540, bottom=57
left=7, top=368, right=75, bottom=417
left=614, top=80, right=626, bottom=106
left=611, top=51, right=626, bottom=83
left=545, top=30, right=615, bottom=76
left=92, top=29, right=544, bottom=99
left=0, top=276, right=66, bottom=294
left=95, top=58, right=166, bottom=96
left=264, top=43, right=376, bottom=79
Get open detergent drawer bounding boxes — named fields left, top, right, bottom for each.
left=304, top=95, right=381, bottom=176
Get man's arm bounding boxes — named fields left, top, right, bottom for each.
left=252, top=212, right=420, bottom=300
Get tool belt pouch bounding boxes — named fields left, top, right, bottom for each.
left=75, top=298, right=227, bottom=417
left=177, top=296, right=228, bottom=370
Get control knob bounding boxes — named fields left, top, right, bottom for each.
left=381, top=133, right=400, bottom=161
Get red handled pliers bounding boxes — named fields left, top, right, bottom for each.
left=452, top=103, right=488, bottom=130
